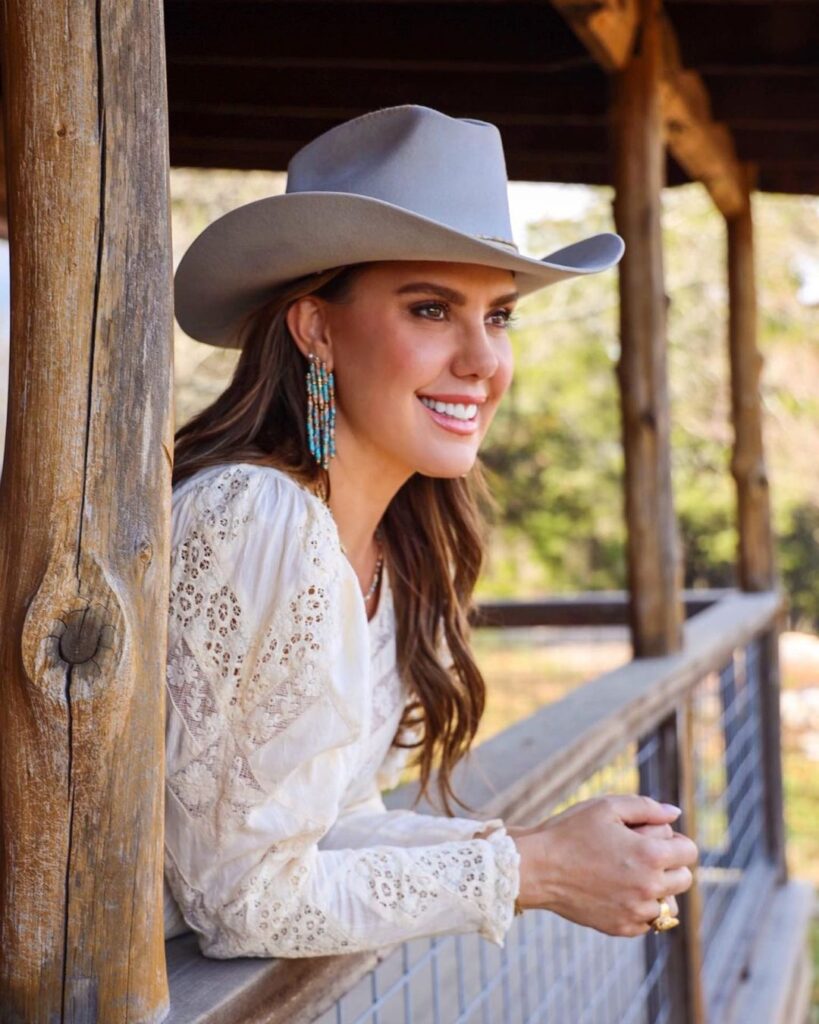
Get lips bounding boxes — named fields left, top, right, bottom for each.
left=417, top=394, right=487, bottom=405
left=417, top=395, right=480, bottom=435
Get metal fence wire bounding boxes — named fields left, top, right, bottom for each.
left=314, top=635, right=772, bottom=1024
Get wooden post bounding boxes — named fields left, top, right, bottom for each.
left=0, top=106, right=7, bottom=240
left=610, top=1, right=702, bottom=1016
left=0, top=2, right=173, bottom=1020
left=639, top=712, right=705, bottom=1024
left=725, top=164, right=787, bottom=881
left=675, top=696, right=707, bottom=1024
left=726, top=163, right=777, bottom=593
left=609, top=0, right=685, bottom=658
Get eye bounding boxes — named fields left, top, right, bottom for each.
left=488, top=308, right=519, bottom=329
left=411, top=302, right=519, bottom=327
left=411, top=301, right=448, bottom=321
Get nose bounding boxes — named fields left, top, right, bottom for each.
left=451, top=318, right=501, bottom=380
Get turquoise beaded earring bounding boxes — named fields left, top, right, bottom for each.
left=306, top=352, right=336, bottom=470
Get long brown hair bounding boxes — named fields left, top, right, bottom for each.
left=173, top=264, right=498, bottom=815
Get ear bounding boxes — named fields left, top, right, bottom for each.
left=285, top=296, right=334, bottom=368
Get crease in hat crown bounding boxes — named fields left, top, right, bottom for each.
left=284, top=105, right=520, bottom=251
left=173, top=103, right=626, bottom=348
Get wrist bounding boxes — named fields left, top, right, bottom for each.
left=511, top=828, right=555, bottom=914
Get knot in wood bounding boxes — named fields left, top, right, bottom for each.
left=137, top=539, right=154, bottom=567
left=59, top=606, right=108, bottom=665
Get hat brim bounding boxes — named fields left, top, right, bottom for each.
left=174, top=191, right=625, bottom=348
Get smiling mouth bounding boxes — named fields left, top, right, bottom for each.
left=417, top=396, right=479, bottom=422
left=416, top=395, right=481, bottom=435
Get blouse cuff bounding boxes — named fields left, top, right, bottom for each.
left=477, top=826, right=522, bottom=947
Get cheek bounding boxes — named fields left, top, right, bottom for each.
left=337, top=330, right=434, bottom=426
left=491, top=341, right=515, bottom=399
left=377, top=333, right=443, bottom=393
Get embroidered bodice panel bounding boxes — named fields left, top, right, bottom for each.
left=163, top=462, right=520, bottom=958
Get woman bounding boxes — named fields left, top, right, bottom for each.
left=164, top=104, right=698, bottom=958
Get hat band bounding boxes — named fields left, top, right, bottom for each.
left=476, top=234, right=519, bottom=252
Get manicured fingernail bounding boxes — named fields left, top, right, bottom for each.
left=661, top=803, right=682, bottom=816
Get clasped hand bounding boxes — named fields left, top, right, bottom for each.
left=504, top=794, right=699, bottom=936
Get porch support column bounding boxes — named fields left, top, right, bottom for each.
left=0, top=1, right=174, bottom=1019
left=726, top=164, right=777, bottom=593
left=610, top=4, right=704, bottom=1021
left=610, top=0, right=685, bottom=659
left=726, top=163, right=787, bottom=879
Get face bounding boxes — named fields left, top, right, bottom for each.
left=288, top=261, right=517, bottom=487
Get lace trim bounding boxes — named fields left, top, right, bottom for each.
left=166, top=827, right=521, bottom=956
left=478, top=827, right=521, bottom=946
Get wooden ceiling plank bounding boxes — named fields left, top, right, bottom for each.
left=164, top=2, right=586, bottom=69
left=165, top=63, right=610, bottom=121
left=169, top=131, right=819, bottom=194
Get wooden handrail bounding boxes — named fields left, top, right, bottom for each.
left=472, top=587, right=729, bottom=629
left=165, top=588, right=784, bottom=1023
left=393, top=589, right=783, bottom=823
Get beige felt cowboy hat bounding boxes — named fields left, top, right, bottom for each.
left=174, top=104, right=626, bottom=349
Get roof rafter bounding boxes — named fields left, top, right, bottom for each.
left=552, top=0, right=749, bottom=214
left=550, top=0, right=640, bottom=71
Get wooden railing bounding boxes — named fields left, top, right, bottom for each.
left=165, top=588, right=786, bottom=1024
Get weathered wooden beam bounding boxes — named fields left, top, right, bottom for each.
left=658, top=17, right=747, bottom=217
left=726, top=163, right=777, bottom=592
left=549, top=0, right=747, bottom=214
left=471, top=588, right=727, bottom=628
left=0, top=1, right=173, bottom=1020
left=723, top=162, right=788, bottom=896
left=549, top=0, right=640, bottom=71
left=675, top=694, right=707, bottom=1024
left=0, top=106, right=7, bottom=240
left=609, top=0, right=684, bottom=658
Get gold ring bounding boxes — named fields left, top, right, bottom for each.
left=650, top=898, right=680, bottom=933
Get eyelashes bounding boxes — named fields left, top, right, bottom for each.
left=411, top=302, right=519, bottom=328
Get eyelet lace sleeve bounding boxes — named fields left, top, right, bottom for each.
left=319, top=781, right=509, bottom=848
left=164, top=464, right=521, bottom=958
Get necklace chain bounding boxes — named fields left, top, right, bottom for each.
left=338, top=526, right=384, bottom=604
left=363, top=546, right=384, bottom=603
left=304, top=480, right=384, bottom=604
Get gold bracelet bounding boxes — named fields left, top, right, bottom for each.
left=514, top=896, right=524, bottom=916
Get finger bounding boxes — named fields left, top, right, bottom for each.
left=607, top=794, right=682, bottom=827
left=648, top=832, right=699, bottom=870
left=667, top=832, right=700, bottom=867
left=630, top=823, right=674, bottom=838
left=638, top=893, right=680, bottom=926
left=661, top=865, right=694, bottom=895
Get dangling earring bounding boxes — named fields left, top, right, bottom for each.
left=306, top=352, right=336, bottom=470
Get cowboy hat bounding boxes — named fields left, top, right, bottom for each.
left=173, top=104, right=625, bottom=349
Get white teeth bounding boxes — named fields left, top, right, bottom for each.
left=419, top=396, right=478, bottom=421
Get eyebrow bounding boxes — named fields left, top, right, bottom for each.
left=394, top=282, right=520, bottom=306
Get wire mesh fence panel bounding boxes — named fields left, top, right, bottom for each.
left=314, top=631, right=775, bottom=1024
left=694, top=636, right=774, bottom=1017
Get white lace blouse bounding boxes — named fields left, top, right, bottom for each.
left=163, top=462, right=521, bottom=958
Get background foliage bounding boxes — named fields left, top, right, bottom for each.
left=170, top=170, right=819, bottom=628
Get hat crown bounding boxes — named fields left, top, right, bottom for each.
left=286, top=105, right=517, bottom=248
